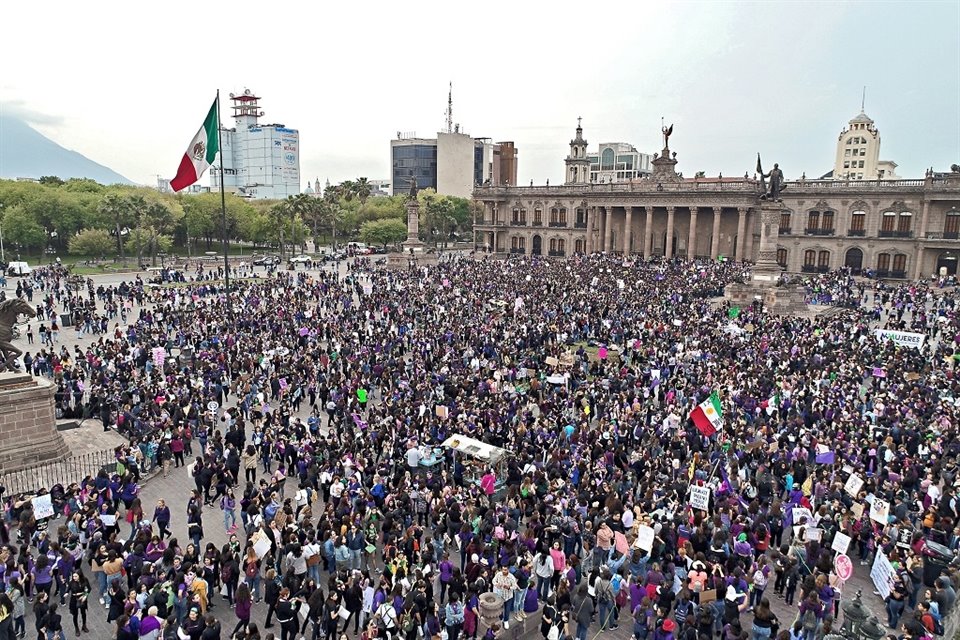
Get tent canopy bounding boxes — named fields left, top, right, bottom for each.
left=441, top=435, right=508, bottom=464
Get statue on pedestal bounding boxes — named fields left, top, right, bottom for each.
left=0, top=298, right=35, bottom=371
left=756, top=154, right=785, bottom=202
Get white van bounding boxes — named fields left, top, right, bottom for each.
left=6, top=261, right=32, bottom=276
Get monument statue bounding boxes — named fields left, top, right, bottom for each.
left=409, top=176, right=418, bottom=198
left=662, top=122, right=673, bottom=150
left=756, top=154, right=786, bottom=201
left=0, top=298, right=36, bottom=372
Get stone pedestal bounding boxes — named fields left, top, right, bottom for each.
left=0, top=374, right=69, bottom=474
left=478, top=592, right=504, bottom=636
left=387, top=196, right=439, bottom=269
left=751, top=202, right=783, bottom=284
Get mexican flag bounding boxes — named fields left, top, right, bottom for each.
left=170, top=98, right=219, bottom=192
left=690, top=391, right=723, bottom=437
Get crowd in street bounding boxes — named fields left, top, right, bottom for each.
left=1, top=254, right=960, bottom=640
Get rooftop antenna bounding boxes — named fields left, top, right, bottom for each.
left=445, top=82, right=453, bottom=134
left=861, top=86, right=866, bottom=112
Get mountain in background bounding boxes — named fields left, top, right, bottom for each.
left=0, top=114, right=135, bottom=185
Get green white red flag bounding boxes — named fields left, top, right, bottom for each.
left=170, top=98, right=219, bottom=192
left=690, top=391, right=723, bottom=437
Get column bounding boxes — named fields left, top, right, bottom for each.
left=603, top=207, right=613, bottom=253
left=915, top=199, right=931, bottom=278
left=586, top=206, right=594, bottom=254
left=687, top=207, right=698, bottom=259
left=745, top=209, right=756, bottom=261
left=736, top=207, right=748, bottom=262
left=623, top=206, right=633, bottom=254
left=665, top=206, right=675, bottom=260
left=644, top=207, right=654, bottom=258
left=710, top=207, right=722, bottom=259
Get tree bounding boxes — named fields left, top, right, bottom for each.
left=359, top=219, right=407, bottom=248
left=354, top=177, right=372, bottom=204
left=97, top=193, right=135, bottom=260
left=38, top=176, right=65, bottom=187
left=1, top=205, right=46, bottom=250
left=68, top=229, right=114, bottom=257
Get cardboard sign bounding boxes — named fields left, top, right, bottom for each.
left=870, top=497, right=890, bottom=524
left=689, top=485, right=711, bottom=511
left=835, top=554, right=853, bottom=581
left=805, top=528, right=822, bottom=542
left=31, top=494, right=54, bottom=520
left=844, top=473, right=864, bottom=497
left=792, top=507, right=814, bottom=526
left=699, top=589, right=717, bottom=604
left=435, top=405, right=449, bottom=419
left=545, top=356, right=559, bottom=367
left=635, top=525, right=655, bottom=551
left=851, top=503, right=864, bottom=519
left=832, top=531, right=852, bottom=555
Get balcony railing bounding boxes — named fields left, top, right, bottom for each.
left=779, top=227, right=791, bottom=235
left=878, top=229, right=913, bottom=238
left=509, top=247, right=525, bottom=254
left=804, top=228, right=835, bottom=236
left=512, top=220, right=527, bottom=226
left=928, top=231, right=960, bottom=240
left=548, top=250, right=566, bottom=257
left=549, top=221, right=567, bottom=228
left=532, top=220, right=543, bottom=226
left=574, top=221, right=588, bottom=228
left=802, top=265, right=830, bottom=273
left=847, top=229, right=866, bottom=237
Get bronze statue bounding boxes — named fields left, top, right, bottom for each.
left=0, top=298, right=36, bottom=372
left=662, top=122, right=673, bottom=150
left=409, top=176, right=418, bottom=198
left=756, top=154, right=786, bottom=201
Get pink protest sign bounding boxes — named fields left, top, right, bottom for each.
left=834, top=554, right=853, bottom=581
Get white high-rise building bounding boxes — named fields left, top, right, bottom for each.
left=831, top=108, right=900, bottom=181
left=211, top=89, right=300, bottom=199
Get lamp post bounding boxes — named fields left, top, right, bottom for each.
left=0, top=202, right=5, bottom=262
left=840, top=591, right=869, bottom=638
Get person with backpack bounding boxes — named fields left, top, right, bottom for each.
left=445, top=593, right=465, bottom=640
left=751, top=598, right=777, bottom=640
left=594, top=567, right=616, bottom=631
left=632, top=596, right=656, bottom=640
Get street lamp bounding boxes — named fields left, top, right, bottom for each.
left=840, top=591, right=869, bottom=638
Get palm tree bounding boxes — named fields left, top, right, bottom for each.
left=97, top=194, right=132, bottom=261
left=269, top=201, right=290, bottom=258
left=354, top=177, right=372, bottom=204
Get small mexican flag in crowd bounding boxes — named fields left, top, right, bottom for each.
left=690, top=391, right=723, bottom=437
left=728, top=307, right=741, bottom=319
left=170, top=98, right=219, bottom=192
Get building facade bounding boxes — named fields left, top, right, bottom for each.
left=392, top=133, right=517, bottom=197
left=588, top=142, right=652, bottom=183
left=831, top=110, right=900, bottom=181
left=474, top=122, right=960, bottom=279
left=391, top=137, right=438, bottom=196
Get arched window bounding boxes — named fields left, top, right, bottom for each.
left=817, top=250, right=830, bottom=271
left=821, top=211, right=835, bottom=233
left=946, top=210, right=960, bottom=238
left=780, top=211, right=792, bottom=234
left=575, top=239, right=585, bottom=254
left=897, top=211, right=912, bottom=234
left=849, top=210, right=866, bottom=235
left=892, top=254, right=907, bottom=275
left=806, top=211, right=820, bottom=232
left=512, top=208, right=521, bottom=224
left=803, top=249, right=816, bottom=271
left=880, top=211, right=897, bottom=234
left=601, top=148, right=615, bottom=171
left=549, top=208, right=558, bottom=224
left=559, top=208, right=567, bottom=225
left=776, top=247, right=787, bottom=267
left=877, top=252, right=891, bottom=273
left=534, top=207, right=543, bottom=225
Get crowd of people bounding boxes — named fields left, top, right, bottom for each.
left=1, top=253, right=959, bottom=640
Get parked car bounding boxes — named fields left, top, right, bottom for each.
left=253, top=254, right=281, bottom=266
left=287, top=254, right=313, bottom=264
left=324, top=251, right=347, bottom=262
left=6, top=261, right=32, bottom=276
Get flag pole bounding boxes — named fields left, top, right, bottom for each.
left=216, top=90, right=233, bottom=390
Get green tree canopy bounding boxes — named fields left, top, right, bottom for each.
left=359, top=218, right=407, bottom=247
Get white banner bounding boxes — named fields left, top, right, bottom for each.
left=870, top=551, right=895, bottom=600
left=875, top=329, right=925, bottom=350
left=689, top=485, right=711, bottom=511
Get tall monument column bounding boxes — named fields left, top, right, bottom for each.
left=644, top=207, right=654, bottom=258
left=745, top=209, right=756, bottom=261
left=736, top=207, right=748, bottom=262
left=751, top=202, right=783, bottom=282
left=603, top=207, right=613, bottom=252
left=623, top=206, right=633, bottom=254
left=710, top=207, right=722, bottom=259
left=665, top=206, right=675, bottom=259
left=687, top=207, right=699, bottom=259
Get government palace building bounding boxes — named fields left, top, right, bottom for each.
left=472, top=112, right=960, bottom=280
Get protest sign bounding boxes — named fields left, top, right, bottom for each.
left=31, top=494, right=54, bottom=519
left=635, top=525, right=655, bottom=551
left=870, top=497, right=890, bottom=524
left=545, top=356, right=559, bottom=367
left=832, top=531, right=852, bottom=555
left=436, top=405, right=449, bottom=418
left=805, top=528, right=822, bottom=542
left=689, top=485, right=711, bottom=511
left=870, top=552, right=895, bottom=599
left=874, top=329, right=925, bottom=350
left=844, top=473, right=864, bottom=497
left=792, top=507, right=813, bottom=526
left=100, top=514, right=117, bottom=527
left=834, top=554, right=853, bottom=581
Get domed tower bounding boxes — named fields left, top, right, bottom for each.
left=565, top=117, right=590, bottom=185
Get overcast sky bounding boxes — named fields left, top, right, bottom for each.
left=2, top=1, right=958, bottom=188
